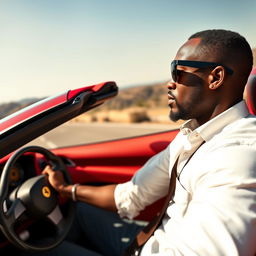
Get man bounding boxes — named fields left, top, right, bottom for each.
left=33, top=29, right=256, bottom=255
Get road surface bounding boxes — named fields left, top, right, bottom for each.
left=26, top=122, right=179, bottom=148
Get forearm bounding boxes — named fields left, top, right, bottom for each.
left=58, top=184, right=118, bottom=212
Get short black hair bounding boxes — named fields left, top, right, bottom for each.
left=189, top=29, right=253, bottom=75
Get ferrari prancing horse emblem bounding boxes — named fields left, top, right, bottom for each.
left=42, top=186, right=51, bottom=198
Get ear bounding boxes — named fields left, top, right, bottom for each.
left=208, top=66, right=225, bottom=90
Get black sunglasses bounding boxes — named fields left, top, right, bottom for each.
left=171, top=60, right=234, bottom=82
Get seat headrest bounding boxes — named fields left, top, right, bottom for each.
left=245, top=68, right=256, bottom=115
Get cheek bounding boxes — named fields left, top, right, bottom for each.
left=176, top=86, right=204, bottom=110
left=176, top=75, right=206, bottom=104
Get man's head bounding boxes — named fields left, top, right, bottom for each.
left=168, top=29, right=253, bottom=125
left=188, top=29, right=253, bottom=79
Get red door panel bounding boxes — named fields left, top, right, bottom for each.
left=52, top=129, right=179, bottom=221
left=53, top=129, right=178, bottom=184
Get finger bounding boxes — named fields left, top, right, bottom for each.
left=42, top=169, right=48, bottom=175
left=42, top=165, right=53, bottom=174
left=45, top=165, right=53, bottom=171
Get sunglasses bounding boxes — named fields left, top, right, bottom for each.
left=171, top=60, right=234, bottom=82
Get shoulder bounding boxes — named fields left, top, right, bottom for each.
left=211, top=114, right=256, bottom=148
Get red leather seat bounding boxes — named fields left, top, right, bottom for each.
left=245, top=67, right=256, bottom=256
left=245, top=68, right=256, bottom=115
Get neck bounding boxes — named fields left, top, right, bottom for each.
left=195, top=98, right=242, bottom=127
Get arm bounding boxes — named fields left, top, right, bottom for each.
left=43, top=166, right=117, bottom=212
left=43, top=139, right=172, bottom=217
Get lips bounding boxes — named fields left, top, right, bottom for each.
left=168, top=92, right=176, bottom=105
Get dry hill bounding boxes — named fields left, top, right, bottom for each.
left=74, top=81, right=174, bottom=123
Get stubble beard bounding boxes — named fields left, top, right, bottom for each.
left=169, top=101, right=190, bottom=122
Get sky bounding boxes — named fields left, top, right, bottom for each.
left=0, top=0, right=255, bottom=103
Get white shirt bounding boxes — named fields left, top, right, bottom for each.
left=114, top=100, right=256, bottom=256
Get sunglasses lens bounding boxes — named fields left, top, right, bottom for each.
left=171, top=62, right=177, bottom=82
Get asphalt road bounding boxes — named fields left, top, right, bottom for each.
left=26, top=122, right=179, bottom=149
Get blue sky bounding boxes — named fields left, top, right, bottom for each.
left=0, top=0, right=255, bottom=103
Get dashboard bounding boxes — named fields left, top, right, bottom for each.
left=8, top=162, right=25, bottom=187
left=0, top=154, right=38, bottom=190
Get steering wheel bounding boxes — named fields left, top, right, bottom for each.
left=0, top=146, right=75, bottom=252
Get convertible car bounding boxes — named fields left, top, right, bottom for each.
left=0, top=68, right=255, bottom=254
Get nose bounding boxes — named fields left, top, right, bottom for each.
left=167, top=81, right=176, bottom=90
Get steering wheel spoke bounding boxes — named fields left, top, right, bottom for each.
left=47, top=205, right=64, bottom=226
left=5, top=198, right=26, bottom=228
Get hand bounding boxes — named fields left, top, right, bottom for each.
left=42, top=165, right=68, bottom=192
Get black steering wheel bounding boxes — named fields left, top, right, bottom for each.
left=0, top=146, right=75, bottom=252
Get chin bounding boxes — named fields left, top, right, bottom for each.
left=169, top=108, right=190, bottom=122
left=169, top=110, right=181, bottom=122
